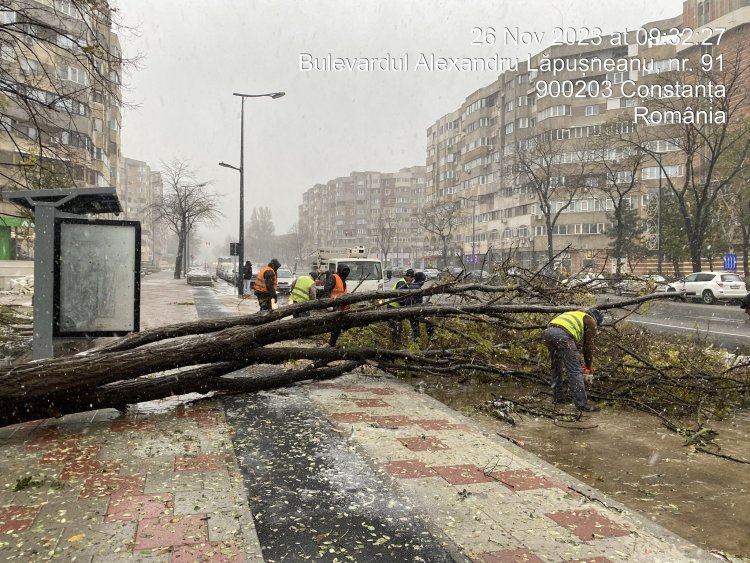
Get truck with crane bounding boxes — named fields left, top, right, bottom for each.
left=310, top=246, right=384, bottom=294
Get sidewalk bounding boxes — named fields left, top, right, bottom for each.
left=0, top=272, right=715, bottom=562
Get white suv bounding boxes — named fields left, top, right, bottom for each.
left=666, top=271, right=747, bottom=304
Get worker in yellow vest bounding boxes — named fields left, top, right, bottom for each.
left=387, top=269, right=415, bottom=344
left=542, top=308, right=604, bottom=412
left=253, top=258, right=281, bottom=312
left=289, top=271, right=319, bottom=317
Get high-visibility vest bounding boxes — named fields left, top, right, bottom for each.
left=388, top=278, right=407, bottom=307
left=549, top=310, right=589, bottom=343
left=254, top=266, right=277, bottom=293
left=291, top=275, right=315, bottom=303
left=330, top=274, right=347, bottom=298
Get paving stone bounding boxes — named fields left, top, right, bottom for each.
left=201, top=470, right=233, bottom=492
left=134, top=514, right=208, bottom=550
left=110, top=420, right=157, bottom=433
left=398, top=435, right=450, bottom=452
left=432, top=464, right=498, bottom=486
left=105, top=493, right=173, bottom=522
left=384, top=459, right=438, bottom=478
left=0, top=504, right=41, bottom=532
left=112, top=456, right=176, bottom=475
left=546, top=509, right=632, bottom=541
left=51, top=521, right=140, bottom=560
left=330, top=412, right=373, bottom=423
left=0, top=525, right=63, bottom=560
left=60, top=458, right=120, bottom=481
left=352, top=398, right=391, bottom=407
left=173, top=489, right=239, bottom=515
left=171, top=541, right=245, bottom=562
left=80, top=474, right=145, bottom=499
left=143, top=471, right=202, bottom=494
left=33, top=498, right=108, bottom=529
left=174, top=453, right=227, bottom=473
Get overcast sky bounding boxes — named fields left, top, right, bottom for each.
left=115, top=0, right=684, bottom=258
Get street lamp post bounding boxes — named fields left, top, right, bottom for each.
left=220, top=91, right=285, bottom=296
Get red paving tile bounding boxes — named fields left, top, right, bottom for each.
left=432, top=464, right=496, bottom=485
left=110, top=419, right=156, bottom=432
left=26, top=431, right=81, bottom=450
left=172, top=542, right=246, bottom=562
left=564, top=558, right=614, bottom=563
left=175, top=454, right=226, bottom=473
left=474, top=548, right=545, bottom=562
left=491, top=469, right=569, bottom=492
left=40, top=442, right=97, bottom=464
left=330, top=412, right=373, bottom=423
left=385, top=459, right=438, bottom=478
left=398, top=436, right=450, bottom=452
left=0, top=505, right=41, bottom=533
left=60, top=458, right=120, bottom=480
left=547, top=509, right=631, bottom=541
left=80, top=474, right=145, bottom=498
left=369, top=415, right=414, bottom=428
left=413, top=419, right=471, bottom=431
left=316, top=384, right=399, bottom=395
left=353, top=398, right=390, bottom=408
left=176, top=407, right=221, bottom=427
left=134, top=513, right=208, bottom=550
left=105, top=492, right=173, bottom=522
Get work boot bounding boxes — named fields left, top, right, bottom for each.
left=576, top=403, right=600, bottom=413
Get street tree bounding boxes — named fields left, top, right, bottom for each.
left=0, top=0, right=136, bottom=188
left=153, top=159, right=221, bottom=279
left=417, top=202, right=462, bottom=268
left=633, top=51, right=750, bottom=272
left=592, top=120, right=651, bottom=277
left=246, top=206, right=276, bottom=260
left=374, top=213, right=396, bottom=268
left=287, top=222, right=311, bottom=272
left=515, top=131, right=589, bottom=265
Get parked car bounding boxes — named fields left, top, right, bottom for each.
left=186, top=268, right=213, bottom=286
left=666, top=271, right=747, bottom=304
left=422, top=268, right=440, bottom=280
left=614, top=274, right=667, bottom=295
left=562, top=272, right=608, bottom=293
left=276, top=268, right=296, bottom=294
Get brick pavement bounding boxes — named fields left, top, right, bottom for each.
left=0, top=271, right=716, bottom=562
left=306, top=377, right=715, bottom=563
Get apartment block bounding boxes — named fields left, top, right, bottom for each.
left=118, top=157, right=164, bottom=267
left=299, top=166, right=427, bottom=268
left=0, top=0, right=122, bottom=259
left=427, top=2, right=750, bottom=274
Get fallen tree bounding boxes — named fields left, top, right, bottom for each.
left=0, top=274, right=746, bottom=448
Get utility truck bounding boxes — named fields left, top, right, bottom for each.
left=311, top=246, right=384, bottom=293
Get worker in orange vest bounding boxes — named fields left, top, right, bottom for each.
left=322, top=265, right=350, bottom=346
left=253, top=258, right=281, bottom=312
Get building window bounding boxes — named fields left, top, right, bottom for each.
left=57, top=64, right=88, bottom=85
left=505, top=123, right=514, bottom=134
left=517, top=117, right=529, bottom=129
left=584, top=104, right=600, bottom=116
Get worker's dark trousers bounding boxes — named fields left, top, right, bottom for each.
left=255, top=292, right=273, bottom=312
left=541, top=326, right=588, bottom=407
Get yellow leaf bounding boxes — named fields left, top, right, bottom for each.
left=68, top=534, right=85, bottom=543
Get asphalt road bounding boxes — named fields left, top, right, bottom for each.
left=603, top=294, right=750, bottom=351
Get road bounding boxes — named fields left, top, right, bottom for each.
left=603, top=294, right=750, bottom=351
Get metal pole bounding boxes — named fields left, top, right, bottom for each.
left=238, top=96, right=245, bottom=296
left=471, top=199, right=476, bottom=263
left=657, top=154, right=663, bottom=276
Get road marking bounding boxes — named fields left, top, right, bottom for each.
left=627, top=318, right=750, bottom=339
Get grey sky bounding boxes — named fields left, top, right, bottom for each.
left=116, top=0, right=684, bottom=258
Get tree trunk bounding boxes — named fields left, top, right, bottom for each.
left=174, top=230, right=185, bottom=279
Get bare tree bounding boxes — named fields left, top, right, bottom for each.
left=592, top=121, right=650, bottom=277
left=0, top=0, right=137, bottom=189
left=633, top=51, right=750, bottom=272
left=416, top=202, right=462, bottom=268
left=153, top=160, right=221, bottom=279
left=374, top=213, right=396, bottom=267
left=516, top=131, right=589, bottom=265
left=246, top=206, right=275, bottom=260
left=288, top=222, right=311, bottom=272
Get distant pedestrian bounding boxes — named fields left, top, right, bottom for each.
left=741, top=293, right=750, bottom=321
left=254, top=258, right=281, bottom=312
left=242, top=261, right=254, bottom=294
left=324, top=265, right=350, bottom=346
left=541, top=308, right=603, bottom=412
left=289, top=271, right=319, bottom=317
left=407, top=271, right=435, bottom=342
left=387, top=269, right=415, bottom=344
